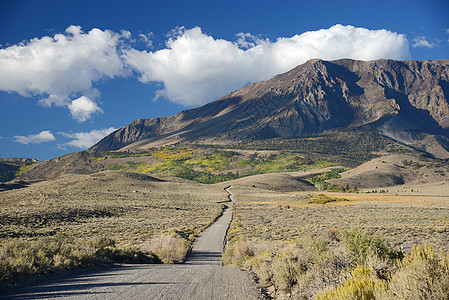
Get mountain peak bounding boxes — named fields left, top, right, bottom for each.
left=91, top=58, right=449, bottom=152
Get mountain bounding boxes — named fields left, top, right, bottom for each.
left=16, top=57, right=449, bottom=184
left=91, top=58, right=449, bottom=153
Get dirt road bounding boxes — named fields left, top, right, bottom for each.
left=186, top=205, right=232, bottom=265
left=1, top=187, right=262, bottom=299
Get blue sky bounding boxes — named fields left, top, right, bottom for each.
left=1, top=0, right=448, bottom=161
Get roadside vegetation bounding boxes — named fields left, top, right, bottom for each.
left=0, top=171, right=225, bottom=281
left=224, top=186, right=449, bottom=299
left=225, top=228, right=449, bottom=299
left=0, top=235, right=160, bottom=281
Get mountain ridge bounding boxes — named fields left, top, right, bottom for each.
left=91, top=58, right=449, bottom=152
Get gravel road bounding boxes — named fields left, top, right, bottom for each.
left=1, top=187, right=263, bottom=300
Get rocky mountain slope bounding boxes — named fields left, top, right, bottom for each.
left=91, top=58, right=449, bottom=152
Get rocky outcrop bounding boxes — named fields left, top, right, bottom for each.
left=91, top=59, right=449, bottom=151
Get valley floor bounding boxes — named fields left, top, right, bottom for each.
left=2, top=152, right=449, bottom=299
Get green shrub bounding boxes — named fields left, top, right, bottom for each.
left=340, top=228, right=402, bottom=265
left=106, top=163, right=128, bottom=170
left=247, top=250, right=273, bottom=287
left=318, top=244, right=449, bottom=300
left=271, top=250, right=303, bottom=293
left=308, top=194, right=350, bottom=204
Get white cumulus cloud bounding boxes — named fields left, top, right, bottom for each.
left=412, top=36, right=435, bottom=48
left=0, top=25, right=127, bottom=120
left=124, top=24, right=410, bottom=106
left=59, top=127, right=116, bottom=149
left=14, top=130, right=56, bottom=144
left=1, top=24, right=411, bottom=112
left=68, top=96, right=104, bottom=122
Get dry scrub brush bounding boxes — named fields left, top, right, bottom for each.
left=0, top=235, right=159, bottom=281
left=225, top=228, right=449, bottom=299
left=0, top=171, right=226, bottom=280
left=223, top=186, right=449, bottom=298
left=142, top=235, right=190, bottom=264
left=317, top=243, right=449, bottom=300
left=229, top=186, right=449, bottom=252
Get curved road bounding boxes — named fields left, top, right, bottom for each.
left=1, top=187, right=262, bottom=300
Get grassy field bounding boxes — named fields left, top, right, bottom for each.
left=223, top=186, right=449, bottom=299
left=227, top=187, right=449, bottom=250
left=0, top=171, right=226, bottom=280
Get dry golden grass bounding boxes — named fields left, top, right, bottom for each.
left=228, top=185, right=449, bottom=255
left=0, top=171, right=226, bottom=279
left=1, top=171, right=225, bottom=247
left=224, top=184, right=449, bottom=299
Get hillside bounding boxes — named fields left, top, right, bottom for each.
left=19, top=125, right=423, bottom=183
left=91, top=59, right=449, bottom=155
left=221, top=172, right=315, bottom=192
left=18, top=145, right=339, bottom=182
left=328, top=154, right=449, bottom=190
left=0, top=158, right=37, bottom=183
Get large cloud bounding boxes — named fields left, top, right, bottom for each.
left=1, top=24, right=411, bottom=112
left=0, top=26, right=127, bottom=120
left=59, top=127, right=116, bottom=149
left=14, top=131, right=56, bottom=144
left=124, top=24, right=410, bottom=106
